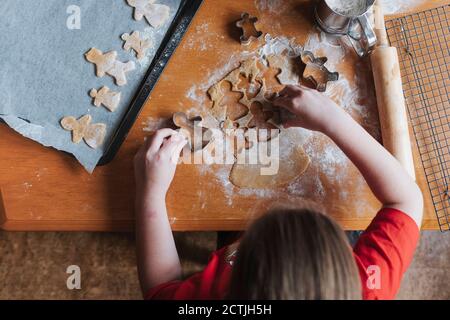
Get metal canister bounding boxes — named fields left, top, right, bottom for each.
left=314, top=0, right=377, bottom=56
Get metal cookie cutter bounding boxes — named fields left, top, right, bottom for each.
left=301, top=51, right=339, bottom=92
left=236, top=12, right=263, bottom=46
left=314, top=0, right=377, bottom=57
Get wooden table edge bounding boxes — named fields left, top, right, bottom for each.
left=0, top=217, right=439, bottom=232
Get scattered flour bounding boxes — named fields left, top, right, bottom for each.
left=183, top=22, right=225, bottom=52
left=183, top=30, right=378, bottom=214
left=184, top=53, right=253, bottom=117
left=304, top=32, right=380, bottom=139
left=379, top=0, right=427, bottom=15
left=258, top=34, right=303, bottom=60
left=23, top=182, right=32, bottom=191
left=137, top=26, right=165, bottom=68
left=142, top=117, right=169, bottom=132
left=254, top=0, right=288, bottom=14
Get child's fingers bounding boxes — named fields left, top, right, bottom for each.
left=147, top=128, right=178, bottom=155
left=170, top=139, right=188, bottom=164
left=160, top=133, right=186, bottom=158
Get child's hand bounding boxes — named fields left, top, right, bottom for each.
left=134, top=128, right=187, bottom=201
left=273, top=85, right=342, bottom=133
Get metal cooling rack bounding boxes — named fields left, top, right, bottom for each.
left=385, top=5, right=450, bottom=231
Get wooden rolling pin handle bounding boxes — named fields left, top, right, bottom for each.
left=371, top=47, right=416, bottom=180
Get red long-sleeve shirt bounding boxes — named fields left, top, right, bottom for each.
left=146, top=208, right=419, bottom=300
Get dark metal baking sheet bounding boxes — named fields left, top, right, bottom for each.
left=99, top=0, right=203, bottom=165
left=0, top=0, right=203, bottom=172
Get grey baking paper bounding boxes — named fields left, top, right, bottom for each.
left=0, top=0, right=181, bottom=172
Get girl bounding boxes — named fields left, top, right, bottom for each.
left=134, top=85, right=423, bottom=300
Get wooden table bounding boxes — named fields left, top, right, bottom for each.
left=0, top=0, right=446, bottom=231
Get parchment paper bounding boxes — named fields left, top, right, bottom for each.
left=0, top=0, right=181, bottom=172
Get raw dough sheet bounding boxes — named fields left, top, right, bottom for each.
left=0, top=0, right=181, bottom=172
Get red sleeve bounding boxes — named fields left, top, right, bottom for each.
left=145, top=246, right=232, bottom=300
left=353, top=207, right=420, bottom=300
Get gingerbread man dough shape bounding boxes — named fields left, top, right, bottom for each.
left=85, top=48, right=136, bottom=86
left=89, top=86, right=121, bottom=112
left=126, top=0, right=170, bottom=28
left=60, top=115, right=107, bottom=149
left=121, top=31, right=153, bottom=60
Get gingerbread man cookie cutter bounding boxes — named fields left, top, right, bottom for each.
left=301, top=50, right=339, bottom=92
left=236, top=13, right=263, bottom=46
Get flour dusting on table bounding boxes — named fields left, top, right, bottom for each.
left=183, top=29, right=378, bottom=215
left=304, top=31, right=379, bottom=138
left=254, top=0, right=288, bottom=14
left=183, top=22, right=225, bottom=52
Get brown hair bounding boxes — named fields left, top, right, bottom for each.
left=228, top=208, right=361, bottom=300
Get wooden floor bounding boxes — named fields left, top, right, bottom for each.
left=0, top=230, right=449, bottom=300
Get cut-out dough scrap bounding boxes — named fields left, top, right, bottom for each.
left=220, top=58, right=262, bottom=93
left=208, top=58, right=264, bottom=123
left=207, top=82, right=227, bottom=122
left=257, top=128, right=280, bottom=142
left=85, top=48, right=135, bottom=86
left=198, top=111, right=221, bottom=130
left=244, top=79, right=272, bottom=111
left=126, top=0, right=170, bottom=28
left=90, top=86, right=121, bottom=112
left=224, top=69, right=242, bottom=91
left=234, top=111, right=253, bottom=128
left=267, top=54, right=300, bottom=85
left=236, top=12, right=263, bottom=46
left=60, top=115, right=107, bottom=149
left=230, top=142, right=310, bottom=189
left=122, top=31, right=153, bottom=60
left=240, top=58, right=261, bottom=83
left=238, top=79, right=281, bottom=130
left=221, top=117, right=235, bottom=130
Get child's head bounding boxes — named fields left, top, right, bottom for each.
left=228, top=208, right=361, bottom=299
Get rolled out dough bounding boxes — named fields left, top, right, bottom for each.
left=229, top=141, right=310, bottom=189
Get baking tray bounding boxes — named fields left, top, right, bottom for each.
left=98, top=0, right=203, bottom=165
left=0, top=0, right=203, bottom=169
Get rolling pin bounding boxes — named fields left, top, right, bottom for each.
left=370, top=2, right=416, bottom=179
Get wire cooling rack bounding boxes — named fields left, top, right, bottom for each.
left=385, top=5, right=450, bottom=231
